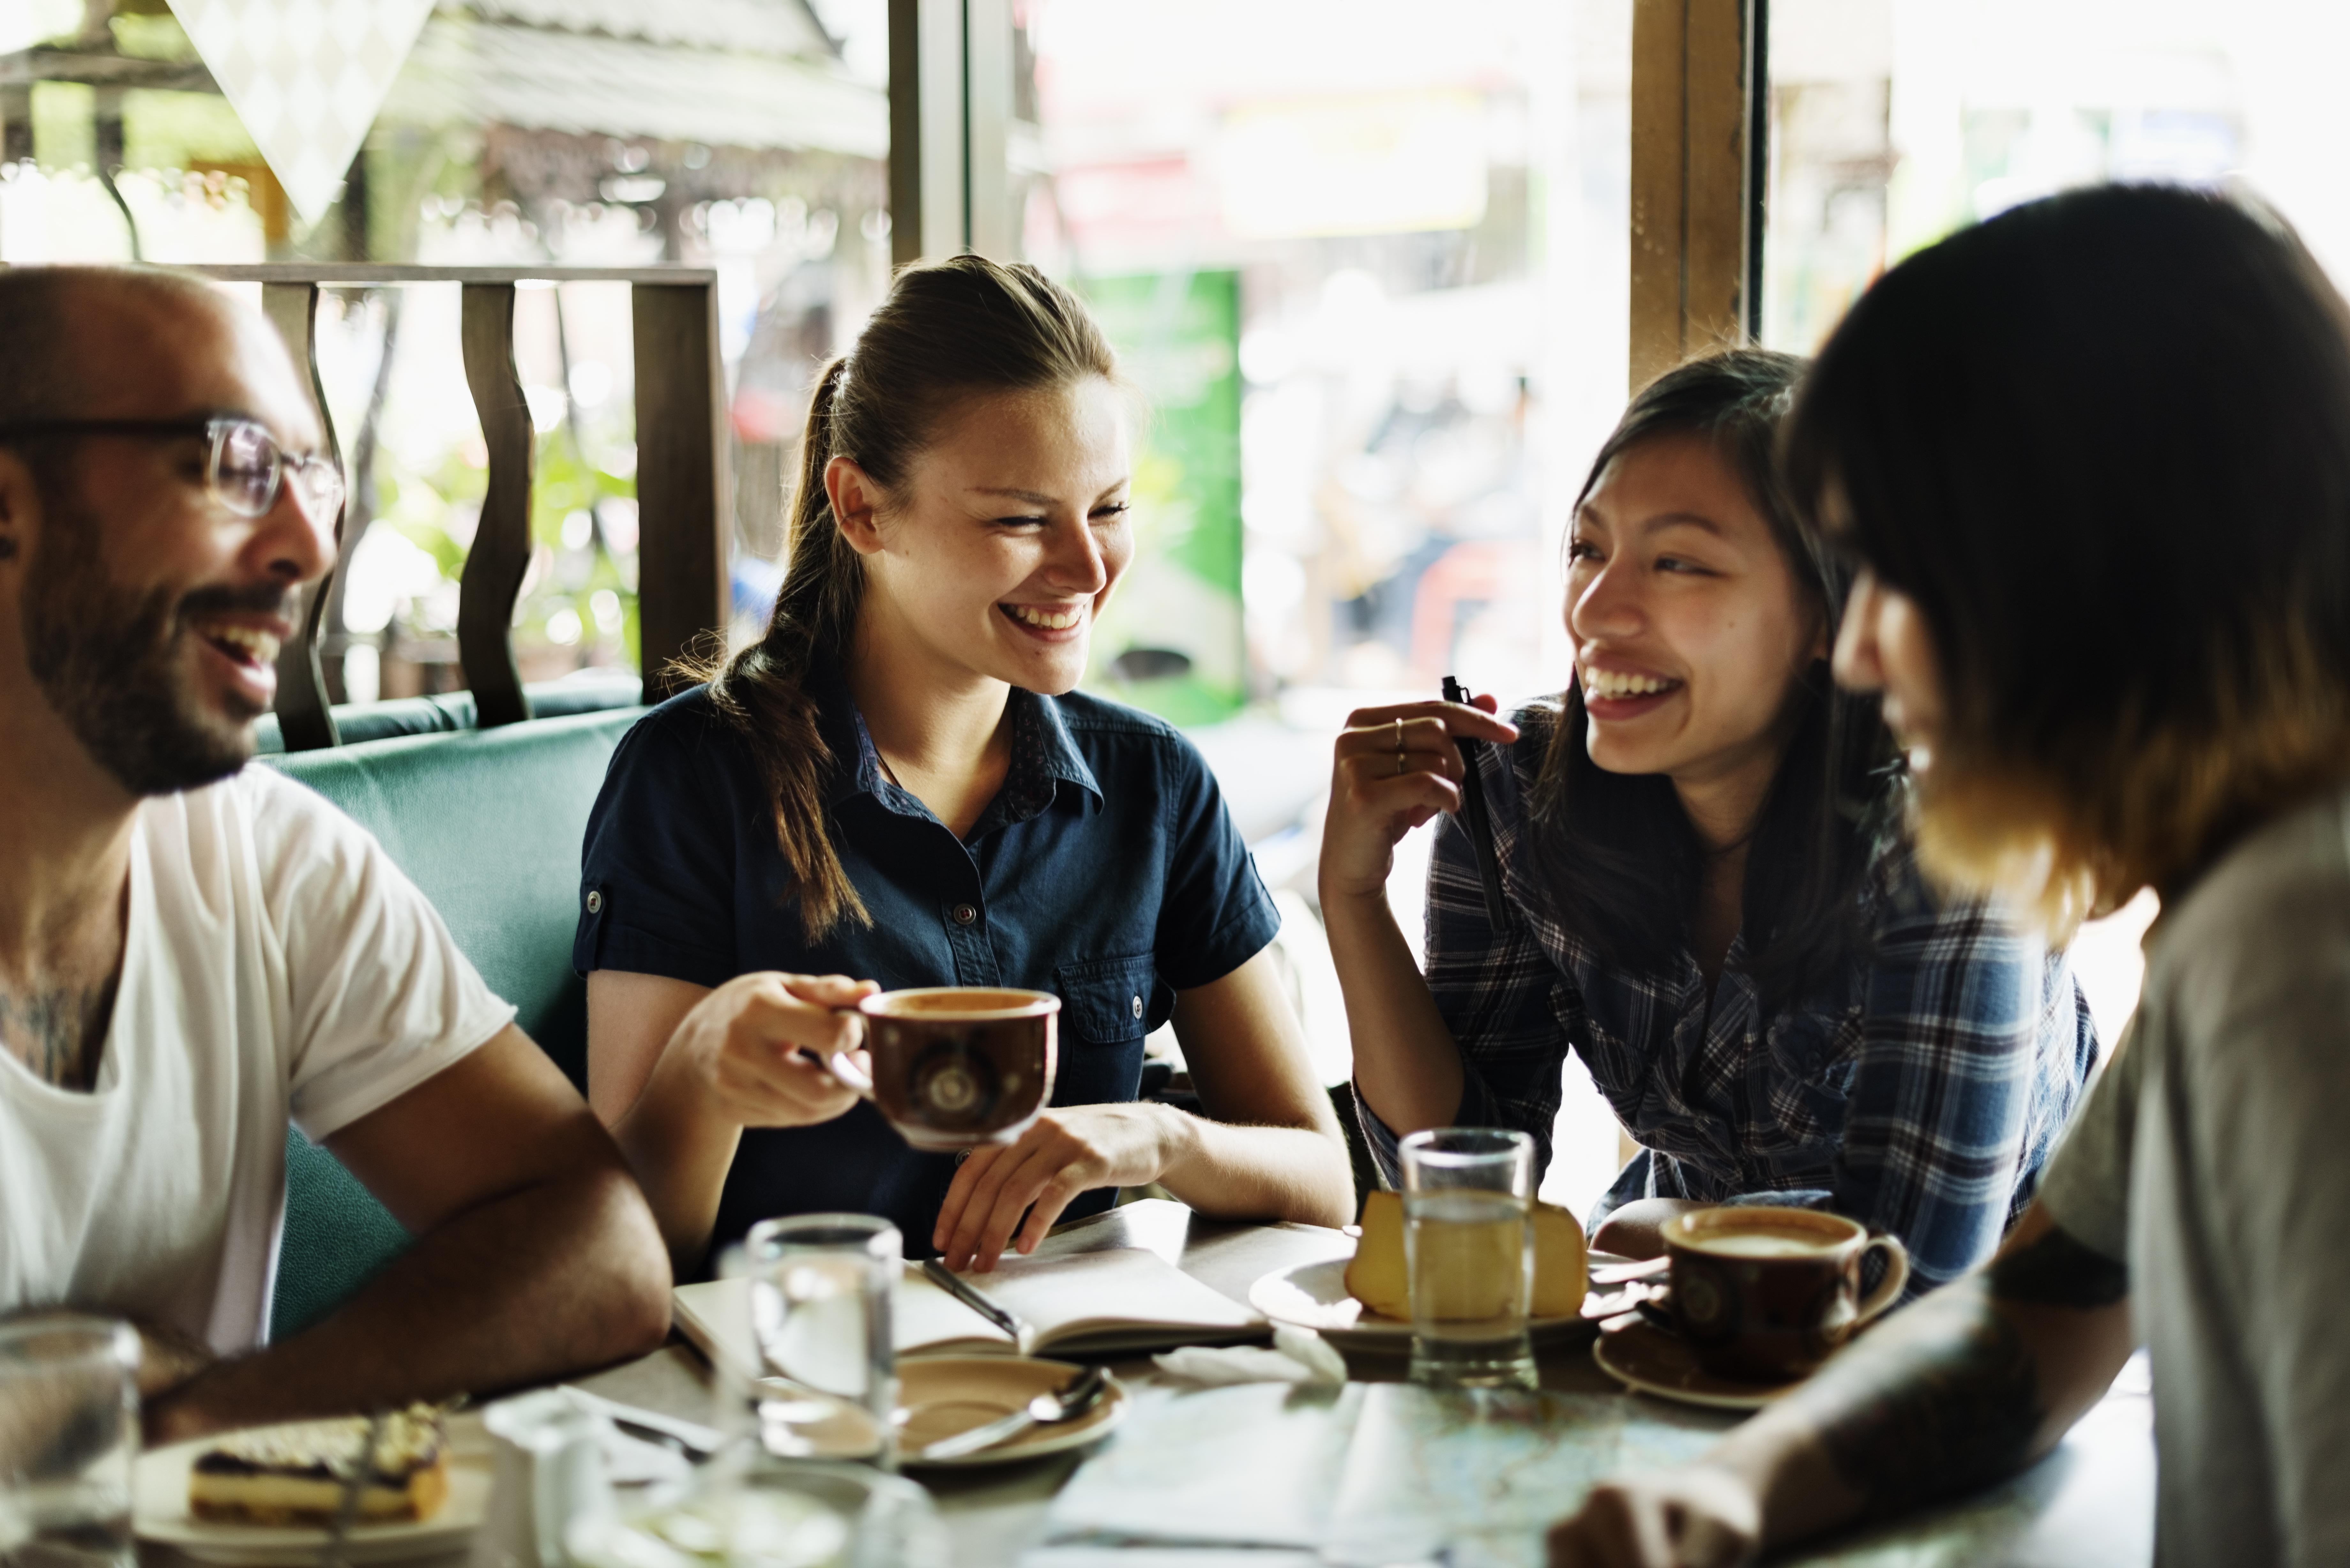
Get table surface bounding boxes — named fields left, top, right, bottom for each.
left=142, top=1202, right=2156, bottom=1568
left=578, top=1201, right=2155, bottom=1568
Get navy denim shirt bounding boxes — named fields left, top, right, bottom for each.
left=573, top=665, right=1278, bottom=1269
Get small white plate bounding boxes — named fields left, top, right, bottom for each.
left=135, top=1431, right=490, bottom=1566
left=896, top=1356, right=1127, bottom=1467
left=1247, top=1257, right=1589, bottom=1354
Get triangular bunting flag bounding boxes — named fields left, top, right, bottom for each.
left=169, top=0, right=435, bottom=226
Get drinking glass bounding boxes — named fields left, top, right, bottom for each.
left=1399, top=1128, right=1537, bottom=1390
left=744, top=1216, right=899, bottom=1464
left=0, top=1315, right=139, bottom=1568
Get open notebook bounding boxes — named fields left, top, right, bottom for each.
left=674, top=1246, right=1266, bottom=1377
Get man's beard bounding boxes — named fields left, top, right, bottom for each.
left=23, top=488, right=291, bottom=796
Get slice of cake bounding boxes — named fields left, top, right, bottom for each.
left=189, top=1405, right=449, bottom=1527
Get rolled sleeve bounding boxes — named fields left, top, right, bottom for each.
left=1152, top=739, right=1280, bottom=991
left=573, top=697, right=744, bottom=989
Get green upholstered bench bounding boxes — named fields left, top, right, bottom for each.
left=258, top=706, right=643, bottom=1337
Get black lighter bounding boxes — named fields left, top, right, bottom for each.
left=1442, top=675, right=1511, bottom=931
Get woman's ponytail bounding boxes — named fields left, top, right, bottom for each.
left=704, top=257, right=1119, bottom=944
left=706, top=354, right=870, bottom=942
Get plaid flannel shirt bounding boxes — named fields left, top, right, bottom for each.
left=1356, top=703, right=2099, bottom=1298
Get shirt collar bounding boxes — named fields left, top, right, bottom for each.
left=814, top=656, right=1103, bottom=821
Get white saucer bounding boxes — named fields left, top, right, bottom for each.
left=1247, top=1257, right=1590, bottom=1354
left=135, top=1430, right=490, bottom=1565
left=896, top=1356, right=1128, bottom=1467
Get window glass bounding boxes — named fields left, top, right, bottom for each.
left=1030, top=0, right=1630, bottom=723
left=1765, top=0, right=2348, bottom=355
left=1027, top=0, right=1634, bottom=1212
left=0, top=0, right=890, bottom=700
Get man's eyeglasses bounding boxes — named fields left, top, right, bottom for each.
left=0, top=415, right=345, bottom=523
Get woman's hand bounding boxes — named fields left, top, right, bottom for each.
left=654, top=970, right=878, bottom=1130
left=1319, top=699, right=1519, bottom=903
left=1548, top=1467, right=1764, bottom=1568
left=931, top=1102, right=1194, bottom=1270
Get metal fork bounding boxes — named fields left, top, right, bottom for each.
left=316, top=1409, right=386, bottom=1568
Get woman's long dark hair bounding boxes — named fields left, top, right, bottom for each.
left=701, top=255, right=1119, bottom=943
left=1526, top=350, right=1898, bottom=1007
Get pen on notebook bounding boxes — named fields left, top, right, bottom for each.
left=1442, top=675, right=1512, bottom=932
left=921, top=1258, right=1035, bottom=1353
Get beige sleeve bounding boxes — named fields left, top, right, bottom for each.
left=2033, top=1015, right=2144, bottom=1263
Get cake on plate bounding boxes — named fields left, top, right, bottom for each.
left=187, top=1404, right=449, bottom=1526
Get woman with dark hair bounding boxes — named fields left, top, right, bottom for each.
left=1549, top=186, right=2350, bottom=1566
left=1322, top=349, right=2095, bottom=1296
left=576, top=255, right=1352, bottom=1275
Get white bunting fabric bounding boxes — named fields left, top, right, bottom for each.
left=170, top=0, right=435, bottom=225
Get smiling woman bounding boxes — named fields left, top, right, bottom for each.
left=1320, top=351, right=2098, bottom=1298
left=572, top=255, right=1353, bottom=1277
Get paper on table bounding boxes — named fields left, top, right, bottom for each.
left=1042, top=1383, right=1365, bottom=1550
left=1153, top=1325, right=1347, bottom=1388
left=959, top=1247, right=1263, bottom=1354
left=1320, top=1383, right=1727, bottom=1568
left=672, top=1267, right=1008, bottom=1384
left=672, top=1245, right=1262, bottom=1381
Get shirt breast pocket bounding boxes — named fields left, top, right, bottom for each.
left=1053, top=953, right=1169, bottom=1045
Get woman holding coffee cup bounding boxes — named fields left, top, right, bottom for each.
left=575, top=256, right=1353, bottom=1274
left=1549, top=186, right=2350, bottom=1567
left=1320, top=351, right=2096, bottom=1298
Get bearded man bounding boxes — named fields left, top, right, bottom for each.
left=0, top=266, right=670, bottom=1441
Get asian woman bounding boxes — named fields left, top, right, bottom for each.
left=1319, top=350, right=2096, bottom=1296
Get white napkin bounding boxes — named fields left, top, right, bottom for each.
left=1151, top=1325, right=1347, bottom=1388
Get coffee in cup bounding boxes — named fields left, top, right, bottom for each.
left=1661, top=1205, right=1910, bottom=1382
left=827, top=987, right=1059, bottom=1152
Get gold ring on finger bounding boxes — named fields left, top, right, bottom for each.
left=1396, top=747, right=1408, bottom=776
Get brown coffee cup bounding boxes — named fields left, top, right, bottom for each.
left=825, top=987, right=1059, bottom=1152
left=1661, top=1205, right=1911, bottom=1383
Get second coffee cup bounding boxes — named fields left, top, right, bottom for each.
left=1662, top=1205, right=1910, bottom=1383
left=827, top=987, right=1060, bottom=1151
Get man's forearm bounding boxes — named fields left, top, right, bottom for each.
left=1714, top=1222, right=2135, bottom=1547
left=146, top=1166, right=669, bottom=1443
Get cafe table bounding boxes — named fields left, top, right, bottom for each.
left=138, top=1201, right=2154, bottom=1568
left=571, top=1200, right=2155, bottom=1568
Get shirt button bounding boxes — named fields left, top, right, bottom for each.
left=585, top=890, right=603, bottom=914
left=951, top=902, right=978, bottom=926
left=1130, top=994, right=1144, bottom=1020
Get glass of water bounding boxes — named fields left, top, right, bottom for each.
left=744, top=1215, right=899, bottom=1464
left=1399, top=1127, right=1537, bottom=1390
left=0, top=1315, right=139, bottom=1568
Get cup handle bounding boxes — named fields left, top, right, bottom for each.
left=823, top=1006, right=874, bottom=1098
left=1853, top=1233, right=1912, bottom=1326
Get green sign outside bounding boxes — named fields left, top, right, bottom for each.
left=1078, top=270, right=1245, bottom=726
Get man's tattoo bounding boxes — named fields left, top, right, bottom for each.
left=1805, top=1225, right=2128, bottom=1519
left=0, top=977, right=120, bottom=1091
left=1987, top=1223, right=2130, bottom=1308
left=1809, top=1289, right=2045, bottom=1519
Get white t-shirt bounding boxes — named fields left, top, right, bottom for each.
left=0, top=766, right=514, bottom=1353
